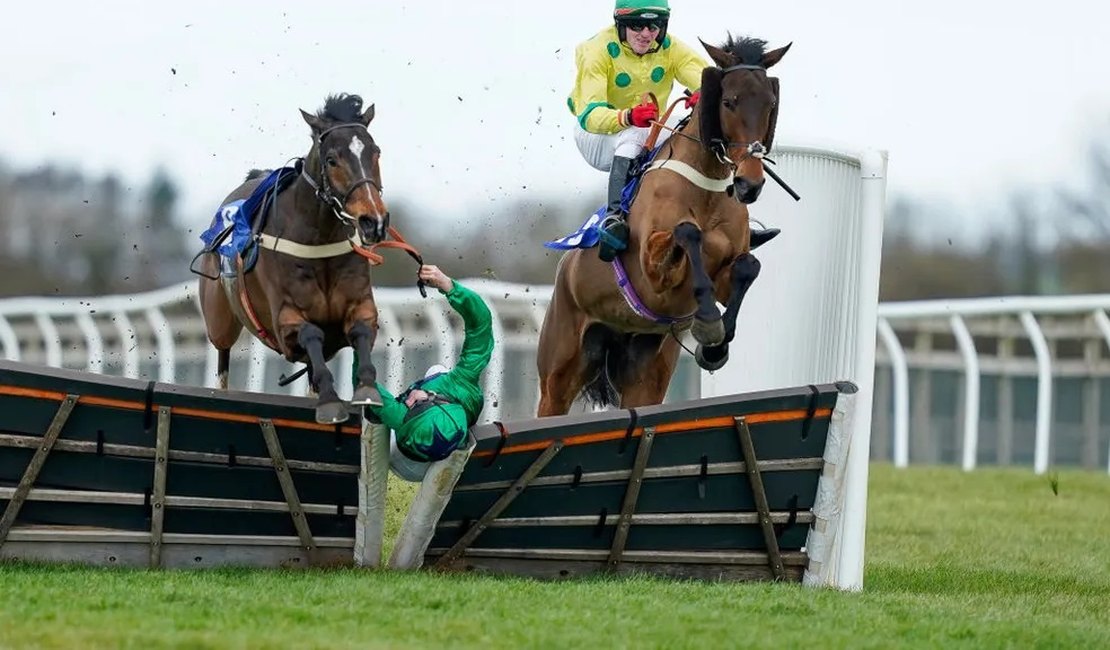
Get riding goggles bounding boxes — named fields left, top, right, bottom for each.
left=619, top=18, right=664, bottom=32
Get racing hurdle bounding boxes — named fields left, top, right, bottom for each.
left=390, top=381, right=857, bottom=587
left=1, top=355, right=857, bottom=588
left=0, top=359, right=392, bottom=569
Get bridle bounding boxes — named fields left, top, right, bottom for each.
left=647, top=62, right=799, bottom=200
left=705, top=63, right=773, bottom=170
left=298, top=122, right=388, bottom=238
left=294, top=120, right=428, bottom=295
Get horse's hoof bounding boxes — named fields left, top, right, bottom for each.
left=315, top=401, right=349, bottom=425
left=350, top=384, right=383, bottom=407
left=691, top=317, right=725, bottom=347
left=695, top=344, right=729, bottom=372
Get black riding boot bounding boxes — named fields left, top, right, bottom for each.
left=749, top=227, right=781, bottom=250
left=597, top=155, right=635, bottom=263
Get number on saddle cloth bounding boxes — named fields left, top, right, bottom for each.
left=195, top=166, right=299, bottom=277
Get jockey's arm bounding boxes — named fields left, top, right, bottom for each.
left=443, top=281, right=494, bottom=386
left=573, top=46, right=625, bottom=135
left=671, top=37, right=710, bottom=95
left=367, top=383, right=408, bottom=431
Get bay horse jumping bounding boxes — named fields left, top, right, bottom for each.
left=198, top=93, right=394, bottom=424
left=537, top=36, right=790, bottom=416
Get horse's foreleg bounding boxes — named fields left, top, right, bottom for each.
left=291, top=321, right=347, bottom=425
left=347, top=320, right=383, bottom=407
left=672, top=222, right=724, bottom=347
left=697, top=253, right=762, bottom=371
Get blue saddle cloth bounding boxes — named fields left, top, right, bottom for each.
left=198, top=167, right=297, bottom=275
left=544, top=144, right=664, bottom=251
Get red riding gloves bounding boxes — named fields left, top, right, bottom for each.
left=623, top=102, right=658, bottom=128
left=684, top=90, right=701, bottom=109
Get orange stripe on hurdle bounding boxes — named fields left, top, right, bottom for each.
left=0, top=384, right=361, bottom=435
left=471, top=407, right=833, bottom=458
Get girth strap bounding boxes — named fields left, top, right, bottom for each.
left=220, top=254, right=281, bottom=352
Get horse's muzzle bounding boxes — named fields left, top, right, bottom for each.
left=357, top=214, right=388, bottom=243
left=732, top=177, right=765, bottom=204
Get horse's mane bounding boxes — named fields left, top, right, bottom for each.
left=719, top=34, right=768, bottom=66
left=316, top=93, right=365, bottom=123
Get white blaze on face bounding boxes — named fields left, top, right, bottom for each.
left=349, top=134, right=367, bottom=178
left=347, top=133, right=383, bottom=219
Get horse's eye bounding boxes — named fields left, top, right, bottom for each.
left=325, top=156, right=338, bottom=167
left=722, top=99, right=735, bottom=110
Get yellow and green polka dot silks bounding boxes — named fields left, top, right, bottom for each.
left=567, top=25, right=707, bottom=135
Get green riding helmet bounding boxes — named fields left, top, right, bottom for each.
left=613, top=0, right=671, bottom=19
left=613, top=0, right=670, bottom=49
left=395, top=397, right=468, bottom=463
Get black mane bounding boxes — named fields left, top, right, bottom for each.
left=316, top=93, right=364, bottom=123
left=720, top=34, right=768, bottom=66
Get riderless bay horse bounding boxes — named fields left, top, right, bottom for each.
left=537, top=36, right=790, bottom=416
left=198, top=93, right=396, bottom=424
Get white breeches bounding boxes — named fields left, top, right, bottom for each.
left=573, top=112, right=685, bottom=171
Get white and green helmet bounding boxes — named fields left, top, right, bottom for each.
left=613, top=0, right=671, bottom=20
left=613, top=0, right=671, bottom=48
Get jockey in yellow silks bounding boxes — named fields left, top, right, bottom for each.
left=567, top=0, right=777, bottom=261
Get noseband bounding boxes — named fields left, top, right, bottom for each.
left=299, top=122, right=385, bottom=226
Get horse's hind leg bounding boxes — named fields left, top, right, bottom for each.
left=618, top=336, right=681, bottom=408
left=217, top=349, right=231, bottom=390
left=698, top=252, right=761, bottom=371
left=538, top=350, right=588, bottom=417
left=537, top=285, right=590, bottom=417
left=199, top=276, right=243, bottom=389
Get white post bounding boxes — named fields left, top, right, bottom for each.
left=832, top=149, right=887, bottom=591
left=1020, top=311, right=1053, bottom=475
left=699, top=144, right=888, bottom=591
left=388, top=436, right=475, bottom=570
left=876, top=317, right=909, bottom=468
left=803, top=389, right=856, bottom=587
left=950, top=315, right=980, bottom=471
left=1090, top=310, right=1110, bottom=475
left=354, top=419, right=391, bottom=567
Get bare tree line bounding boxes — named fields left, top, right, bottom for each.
left=1, top=126, right=1108, bottom=299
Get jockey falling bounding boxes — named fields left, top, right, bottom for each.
left=567, top=0, right=779, bottom=262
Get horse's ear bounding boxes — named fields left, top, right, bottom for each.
left=699, top=38, right=736, bottom=69
left=359, top=103, right=375, bottom=127
left=762, top=42, right=792, bottom=69
left=764, top=77, right=780, bottom=152
left=300, top=109, right=324, bottom=136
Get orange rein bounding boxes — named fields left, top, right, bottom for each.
left=350, top=225, right=423, bottom=266
left=643, top=94, right=689, bottom=152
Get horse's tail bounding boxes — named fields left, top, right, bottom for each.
left=581, top=324, right=621, bottom=409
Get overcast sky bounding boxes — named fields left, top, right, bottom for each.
left=2, top=0, right=1107, bottom=239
